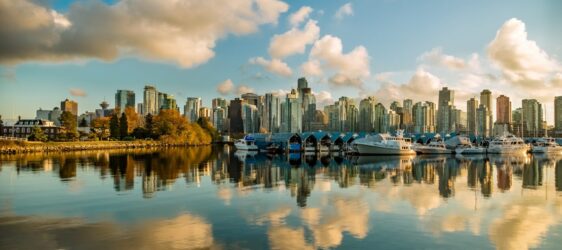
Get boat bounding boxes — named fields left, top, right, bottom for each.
left=531, top=137, right=562, bottom=154
left=455, top=144, right=486, bottom=154
left=412, top=134, right=452, bottom=154
left=234, top=135, right=259, bottom=151
left=353, top=130, right=416, bottom=155
left=261, top=143, right=281, bottom=154
left=486, top=133, right=528, bottom=154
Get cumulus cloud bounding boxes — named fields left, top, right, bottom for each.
left=314, top=90, right=334, bottom=107
left=269, top=20, right=320, bottom=58
left=370, top=69, right=442, bottom=105
left=288, top=6, right=313, bottom=27
left=487, top=18, right=559, bottom=86
left=334, top=3, right=353, bottom=20
left=216, top=79, right=235, bottom=96
left=419, top=47, right=467, bottom=70
left=301, top=60, right=323, bottom=76
left=306, top=35, right=370, bottom=88
left=0, top=0, right=289, bottom=67
left=249, top=57, right=293, bottom=77
left=69, top=88, right=87, bottom=97
left=237, top=85, right=255, bottom=95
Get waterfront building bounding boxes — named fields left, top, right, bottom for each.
left=310, top=110, right=328, bottom=131
left=522, top=99, right=543, bottom=137
left=387, top=110, right=401, bottom=133
left=280, top=89, right=302, bottom=133
left=512, top=108, right=524, bottom=137
left=61, top=99, right=78, bottom=116
left=115, top=90, right=135, bottom=112
left=358, top=97, right=376, bottom=132
left=242, top=103, right=259, bottom=134
left=402, top=99, right=413, bottom=132
left=262, top=93, right=281, bottom=133
left=199, top=107, right=211, bottom=120
left=228, top=98, right=245, bottom=134
left=374, top=103, right=387, bottom=133
left=413, top=101, right=436, bottom=134
left=143, top=85, right=159, bottom=115
left=554, top=96, right=562, bottom=137
left=467, top=98, right=479, bottom=136
left=347, top=103, right=359, bottom=132
left=212, top=107, right=226, bottom=133
left=480, top=89, right=494, bottom=135
left=184, top=97, right=202, bottom=123
left=495, top=95, right=512, bottom=136
left=137, top=103, right=144, bottom=116
left=437, top=87, right=455, bottom=134
left=301, top=88, right=316, bottom=132
left=212, top=98, right=228, bottom=110
left=476, top=104, right=491, bottom=137
left=241, top=93, right=259, bottom=107
left=2, top=119, right=60, bottom=139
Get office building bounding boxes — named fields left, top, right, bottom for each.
left=143, top=85, right=159, bottom=115
left=184, top=97, right=202, bottom=123
left=495, top=95, right=512, bottom=136
left=374, top=103, right=387, bottom=133
left=242, top=103, right=259, bottom=134
left=228, top=98, right=245, bottom=134
left=115, top=90, right=135, bottom=112
left=262, top=93, right=281, bottom=133
left=480, top=89, right=494, bottom=134
left=467, top=98, right=478, bottom=136
left=61, top=99, right=78, bottom=116
left=280, top=89, right=302, bottom=133
left=555, top=96, right=562, bottom=136
left=476, top=104, right=491, bottom=137
left=437, top=87, right=455, bottom=134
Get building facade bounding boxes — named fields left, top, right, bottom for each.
left=115, top=90, right=135, bottom=112
left=61, top=99, right=78, bottom=116
left=143, top=85, right=159, bottom=115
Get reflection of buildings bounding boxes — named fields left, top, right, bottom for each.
left=437, top=159, right=457, bottom=198
left=522, top=162, right=543, bottom=189
left=109, top=154, right=135, bottom=191
left=556, top=159, right=562, bottom=192
left=497, top=166, right=512, bottom=192
left=479, top=160, right=493, bottom=197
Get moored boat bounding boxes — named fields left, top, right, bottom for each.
left=531, top=137, right=562, bottom=154
left=234, top=135, right=259, bottom=151
left=353, top=130, right=416, bottom=155
left=486, top=133, right=528, bottom=154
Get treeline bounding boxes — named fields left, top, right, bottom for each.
left=90, top=109, right=218, bottom=145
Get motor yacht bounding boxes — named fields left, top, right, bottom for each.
left=531, top=137, right=562, bottom=154
left=353, top=130, right=416, bottom=155
left=234, top=135, right=259, bottom=151
left=486, top=133, right=528, bottom=154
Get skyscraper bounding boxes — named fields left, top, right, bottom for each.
left=263, top=93, right=281, bottom=133
left=556, top=96, right=562, bottom=136
left=413, top=101, right=436, bottom=134
left=184, top=97, right=202, bottom=123
left=242, top=103, right=259, bottom=134
left=143, top=85, right=158, bottom=115
left=212, top=107, right=226, bottom=133
left=212, top=98, right=228, bottom=110
left=402, top=99, right=413, bottom=132
left=347, top=103, right=359, bottom=132
left=480, top=89, right=493, bottom=134
left=359, top=97, right=376, bottom=132
left=495, top=95, right=512, bottom=136
left=522, top=99, right=543, bottom=137
left=437, top=87, right=454, bottom=134
left=280, top=89, right=302, bottom=133
left=467, top=98, right=479, bottom=136
left=301, top=88, right=316, bottom=132
left=61, top=99, right=78, bottom=116
left=115, top=90, right=135, bottom=112
left=228, top=98, right=245, bottom=134
left=374, top=103, right=387, bottom=133
left=476, top=104, right=491, bottom=137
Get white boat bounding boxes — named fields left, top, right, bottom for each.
left=531, top=137, right=562, bottom=154
left=234, top=136, right=258, bottom=151
left=486, top=133, right=528, bottom=154
left=413, top=140, right=452, bottom=154
left=353, top=130, right=416, bottom=155
left=455, top=144, right=486, bottom=154
left=304, top=142, right=316, bottom=152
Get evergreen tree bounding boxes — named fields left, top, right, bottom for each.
left=28, top=126, right=48, bottom=141
left=119, top=112, right=128, bottom=139
left=59, top=111, right=78, bottom=140
left=145, top=113, right=154, bottom=138
left=109, top=113, right=120, bottom=139
left=79, top=117, right=88, bottom=127
left=0, top=115, right=3, bottom=136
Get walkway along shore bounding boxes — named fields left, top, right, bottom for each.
left=0, top=140, right=213, bottom=154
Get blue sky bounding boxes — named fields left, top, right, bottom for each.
left=1, top=0, right=561, bottom=123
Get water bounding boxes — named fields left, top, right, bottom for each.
left=1, top=146, right=561, bottom=250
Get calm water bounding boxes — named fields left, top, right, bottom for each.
left=1, top=146, right=562, bottom=250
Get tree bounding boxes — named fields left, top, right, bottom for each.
left=79, top=117, right=88, bottom=127
left=124, top=107, right=140, bottom=133
left=119, top=112, right=128, bottom=139
left=109, top=113, right=120, bottom=139
left=28, top=126, right=48, bottom=142
left=59, top=111, right=78, bottom=141
left=145, top=113, right=154, bottom=138
left=91, top=117, right=110, bottom=140
left=197, top=117, right=219, bottom=141
left=0, top=115, right=3, bottom=136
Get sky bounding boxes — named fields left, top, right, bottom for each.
left=0, top=0, right=561, bottom=123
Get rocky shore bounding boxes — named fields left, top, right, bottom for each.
left=0, top=140, right=210, bottom=154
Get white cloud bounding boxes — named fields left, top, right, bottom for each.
left=269, top=20, right=320, bottom=58
left=370, top=69, right=442, bottom=105
left=301, top=60, right=323, bottom=76
left=487, top=18, right=559, bottom=86
left=237, top=85, right=255, bottom=95
left=419, top=47, right=467, bottom=70
left=0, top=0, right=289, bottom=67
left=69, top=88, right=87, bottom=97
left=306, top=35, right=370, bottom=88
left=216, top=79, right=235, bottom=95
left=288, top=6, right=313, bottom=27
left=314, top=90, right=334, bottom=107
left=334, top=3, right=353, bottom=20
left=249, top=57, right=293, bottom=77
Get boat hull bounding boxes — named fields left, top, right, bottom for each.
left=531, top=147, right=562, bottom=154
left=355, top=143, right=416, bottom=155
left=455, top=147, right=486, bottom=154
left=234, top=143, right=259, bottom=151
left=486, top=146, right=527, bottom=154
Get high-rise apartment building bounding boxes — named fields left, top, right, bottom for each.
left=228, top=98, right=245, bottom=134
left=262, top=93, right=281, bottom=133
left=358, top=97, right=376, bottom=132
left=476, top=104, right=491, bottom=137
left=495, top=94, right=512, bottom=136
left=437, top=87, right=454, bottom=134
left=413, top=101, right=436, bottom=134
left=467, top=98, right=479, bottom=136
left=522, top=99, right=543, bottom=137
left=555, top=96, right=562, bottom=136
left=115, top=90, right=135, bottom=112
left=61, top=99, right=78, bottom=116
left=480, top=89, right=493, bottom=134
left=280, top=89, right=302, bottom=133
left=184, top=97, right=202, bottom=123
left=374, top=103, right=387, bottom=133
left=143, top=85, right=158, bottom=115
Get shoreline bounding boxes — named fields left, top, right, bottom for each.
left=0, top=140, right=215, bottom=154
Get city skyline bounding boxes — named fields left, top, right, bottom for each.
left=1, top=0, right=561, bottom=125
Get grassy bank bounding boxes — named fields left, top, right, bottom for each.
left=0, top=140, right=211, bottom=154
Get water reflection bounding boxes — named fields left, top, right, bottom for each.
left=1, top=147, right=562, bottom=249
